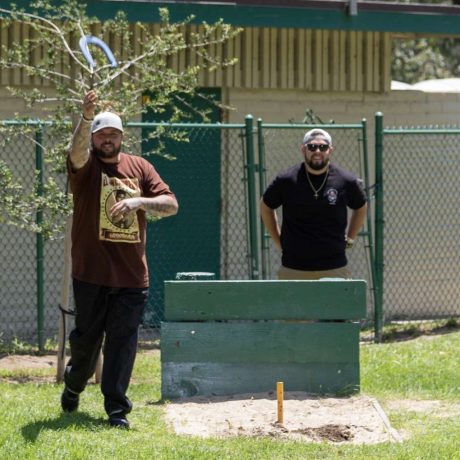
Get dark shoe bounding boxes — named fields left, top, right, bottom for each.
left=108, top=412, right=130, bottom=429
left=61, top=387, right=79, bottom=412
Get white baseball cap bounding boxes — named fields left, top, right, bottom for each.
left=91, top=112, right=124, bottom=133
left=303, top=128, right=332, bottom=145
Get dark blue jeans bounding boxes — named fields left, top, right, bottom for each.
left=65, top=279, right=147, bottom=416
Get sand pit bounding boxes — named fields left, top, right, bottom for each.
left=165, top=391, right=402, bottom=444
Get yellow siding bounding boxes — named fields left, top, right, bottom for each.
left=0, top=20, right=391, bottom=92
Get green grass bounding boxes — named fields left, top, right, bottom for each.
left=1, top=331, right=460, bottom=460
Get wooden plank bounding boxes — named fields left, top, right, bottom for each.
left=314, top=29, right=322, bottom=91
left=21, top=23, right=30, bottom=86
left=243, top=27, right=252, bottom=88
left=0, top=21, right=8, bottom=85
left=187, top=25, right=197, bottom=71
left=305, top=29, right=312, bottom=90
left=348, top=31, right=357, bottom=91
left=223, top=31, right=234, bottom=87
left=373, top=32, right=380, bottom=91
left=162, top=362, right=359, bottom=399
left=11, top=23, right=21, bottom=86
left=339, top=30, right=346, bottom=91
left=261, top=28, right=270, bottom=88
left=206, top=28, right=216, bottom=87
left=214, top=26, right=223, bottom=87
left=279, top=28, right=287, bottom=88
left=287, top=28, right=295, bottom=89
left=331, top=30, right=339, bottom=91
left=161, top=322, right=359, bottom=364
left=234, top=28, right=242, bottom=87
left=197, top=24, right=206, bottom=86
left=322, top=29, right=329, bottom=91
left=297, top=28, right=305, bottom=89
left=356, top=30, right=363, bottom=91
left=164, top=280, right=367, bottom=320
left=381, top=32, right=392, bottom=92
left=250, top=27, right=257, bottom=88
left=365, top=31, right=373, bottom=92
left=270, top=27, right=277, bottom=89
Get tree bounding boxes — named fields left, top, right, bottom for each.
left=391, top=0, right=460, bottom=83
left=392, top=37, right=460, bottom=84
left=0, top=0, right=240, bottom=238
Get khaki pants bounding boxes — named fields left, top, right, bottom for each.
left=277, top=265, right=351, bottom=280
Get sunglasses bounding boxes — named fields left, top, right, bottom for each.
left=306, top=143, right=329, bottom=152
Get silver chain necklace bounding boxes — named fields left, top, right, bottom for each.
left=306, top=167, right=329, bottom=199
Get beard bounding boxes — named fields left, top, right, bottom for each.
left=92, top=142, right=121, bottom=159
left=305, top=157, right=329, bottom=171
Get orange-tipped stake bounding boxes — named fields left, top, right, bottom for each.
left=276, top=381, right=284, bottom=425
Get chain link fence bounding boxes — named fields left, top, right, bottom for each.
left=0, top=121, right=253, bottom=345
left=379, top=124, right=460, bottom=327
left=256, top=122, right=376, bottom=324
left=6, top=116, right=460, bottom=347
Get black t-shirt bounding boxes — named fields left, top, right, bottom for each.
left=262, top=162, right=367, bottom=270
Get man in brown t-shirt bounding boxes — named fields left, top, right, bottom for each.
left=61, top=90, right=178, bottom=429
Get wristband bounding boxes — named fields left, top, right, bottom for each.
left=82, top=114, right=93, bottom=122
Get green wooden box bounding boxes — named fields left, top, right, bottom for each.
left=161, top=280, right=366, bottom=399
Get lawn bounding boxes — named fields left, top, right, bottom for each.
left=0, top=327, right=459, bottom=460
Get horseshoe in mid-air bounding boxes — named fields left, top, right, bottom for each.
left=79, top=35, right=118, bottom=70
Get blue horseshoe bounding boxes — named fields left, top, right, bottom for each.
left=79, top=35, right=118, bottom=69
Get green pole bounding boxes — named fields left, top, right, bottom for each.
left=245, top=115, right=259, bottom=279
left=360, top=119, right=378, bottom=334
left=257, top=118, right=269, bottom=279
left=374, top=113, right=384, bottom=343
left=35, top=127, right=45, bottom=351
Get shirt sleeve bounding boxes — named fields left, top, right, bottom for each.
left=66, top=154, right=93, bottom=193
left=142, top=160, right=176, bottom=199
left=347, top=178, right=367, bottom=210
left=262, top=175, right=283, bottom=209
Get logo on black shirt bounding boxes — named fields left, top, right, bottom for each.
left=326, top=188, right=338, bottom=205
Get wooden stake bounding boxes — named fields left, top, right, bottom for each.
left=276, top=381, right=284, bottom=424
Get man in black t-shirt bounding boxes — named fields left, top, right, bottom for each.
left=260, top=128, right=367, bottom=280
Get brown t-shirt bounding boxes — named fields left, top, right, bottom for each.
left=68, top=152, right=175, bottom=288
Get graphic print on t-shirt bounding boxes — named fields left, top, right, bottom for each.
left=99, top=173, right=141, bottom=243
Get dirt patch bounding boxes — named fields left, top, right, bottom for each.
left=165, top=392, right=402, bottom=444
left=0, top=354, right=56, bottom=370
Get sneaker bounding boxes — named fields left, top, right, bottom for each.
left=108, top=412, right=130, bottom=429
left=61, top=387, right=79, bottom=412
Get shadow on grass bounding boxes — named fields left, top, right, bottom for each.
left=361, top=318, right=460, bottom=343
left=21, top=412, right=107, bottom=442
left=380, top=320, right=460, bottom=343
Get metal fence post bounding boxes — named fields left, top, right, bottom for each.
left=360, top=119, right=378, bottom=333
left=35, top=126, right=45, bottom=351
left=257, top=118, right=269, bottom=279
left=374, top=113, right=384, bottom=343
left=245, top=115, right=259, bottom=279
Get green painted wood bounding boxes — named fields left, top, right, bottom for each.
left=164, top=280, right=366, bottom=320
left=17, top=1, right=460, bottom=35
left=161, top=322, right=359, bottom=364
left=161, top=362, right=359, bottom=399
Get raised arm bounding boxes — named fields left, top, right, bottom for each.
left=69, top=90, right=97, bottom=170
